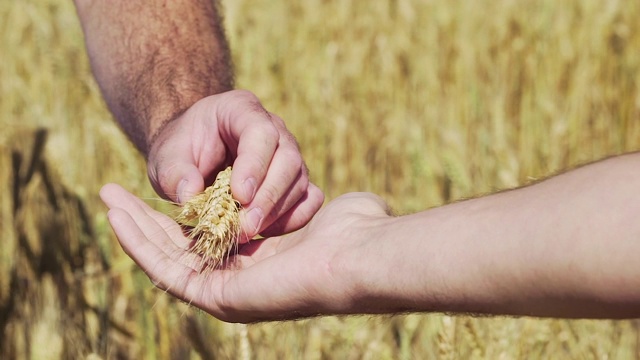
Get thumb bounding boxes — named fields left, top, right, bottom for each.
left=148, top=159, right=205, bottom=204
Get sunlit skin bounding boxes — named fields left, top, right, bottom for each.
left=76, top=0, right=640, bottom=326
left=3, top=0, right=639, bottom=357
left=103, top=153, right=640, bottom=323
left=74, top=0, right=324, bottom=238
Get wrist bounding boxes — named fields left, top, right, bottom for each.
left=341, top=196, right=522, bottom=316
left=334, top=214, right=412, bottom=314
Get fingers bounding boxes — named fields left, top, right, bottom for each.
left=259, top=183, right=325, bottom=238
left=215, top=90, right=323, bottom=237
left=143, top=90, right=323, bottom=240
left=100, top=183, right=191, bottom=251
left=106, top=207, right=213, bottom=300
left=216, top=90, right=279, bottom=204
left=99, top=183, right=356, bottom=323
left=101, top=184, right=217, bottom=303
left=237, top=144, right=306, bottom=237
left=147, top=153, right=206, bottom=205
left=100, top=183, right=297, bottom=322
left=146, top=118, right=209, bottom=204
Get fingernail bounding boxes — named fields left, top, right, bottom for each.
left=177, top=179, right=188, bottom=204
left=245, top=207, right=264, bottom=235
left=242, top=177, right=257, bottom=202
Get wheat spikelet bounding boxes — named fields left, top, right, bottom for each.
left=175, top=166, right=240, bottom=269
left=463, top=318, right=485, bottom=359
left=437, top=316, right=456, bottom=360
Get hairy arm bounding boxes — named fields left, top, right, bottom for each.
left=77, top=0, right=324, bottom=238
left=74, top=0, right=233, bottom=153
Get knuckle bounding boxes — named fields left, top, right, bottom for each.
left=291, top=177, right=310, bottom=206
left=298, top=170, right=310, bottom=190
left=262, top=121, right=280, bottom=139
left=218, top=90, right=263, bottom=116
left=293, top=160, right=305, bottom=179
left=253, top=159, right=270, bottom=179
left=270, top=114, right=286, bottom=128
left=231, top=89, right=257, bottom=101
left=154, top=163, right=179, bottom=197
left=302, top=161, right=310, bottom=177
left=282, top=149, right=304, bottom=171
left=279, top=128, right=301, bottom=150
left=230, top=90, right=265, bottom=114
left=258, top=183, right=282, bottom=209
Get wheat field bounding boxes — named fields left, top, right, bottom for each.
left=1, top=0, right=640, bottom=358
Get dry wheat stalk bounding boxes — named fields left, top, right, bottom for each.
left=175, top=166, right=240, bottom=269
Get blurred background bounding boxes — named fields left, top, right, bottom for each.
left=1, top=0, right=640, bottom=358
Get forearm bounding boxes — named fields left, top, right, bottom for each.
left=74, top=0, right=233, bottom=153
left=351, top=153, right=640, bottom=318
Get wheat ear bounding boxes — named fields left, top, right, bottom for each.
left=174, top=166, right=241, bottom=269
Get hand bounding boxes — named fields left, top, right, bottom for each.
left=100, top=183, right=391, bottom=323
left=146, top=90, right=324, bottom=238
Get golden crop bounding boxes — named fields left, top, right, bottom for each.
left=1, top=0, right=639, bottom=358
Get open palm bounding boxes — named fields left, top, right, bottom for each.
left=100, top=183, right=391, bottom=323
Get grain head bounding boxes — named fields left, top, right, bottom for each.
left=175, top=166, right=241, bottom=269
